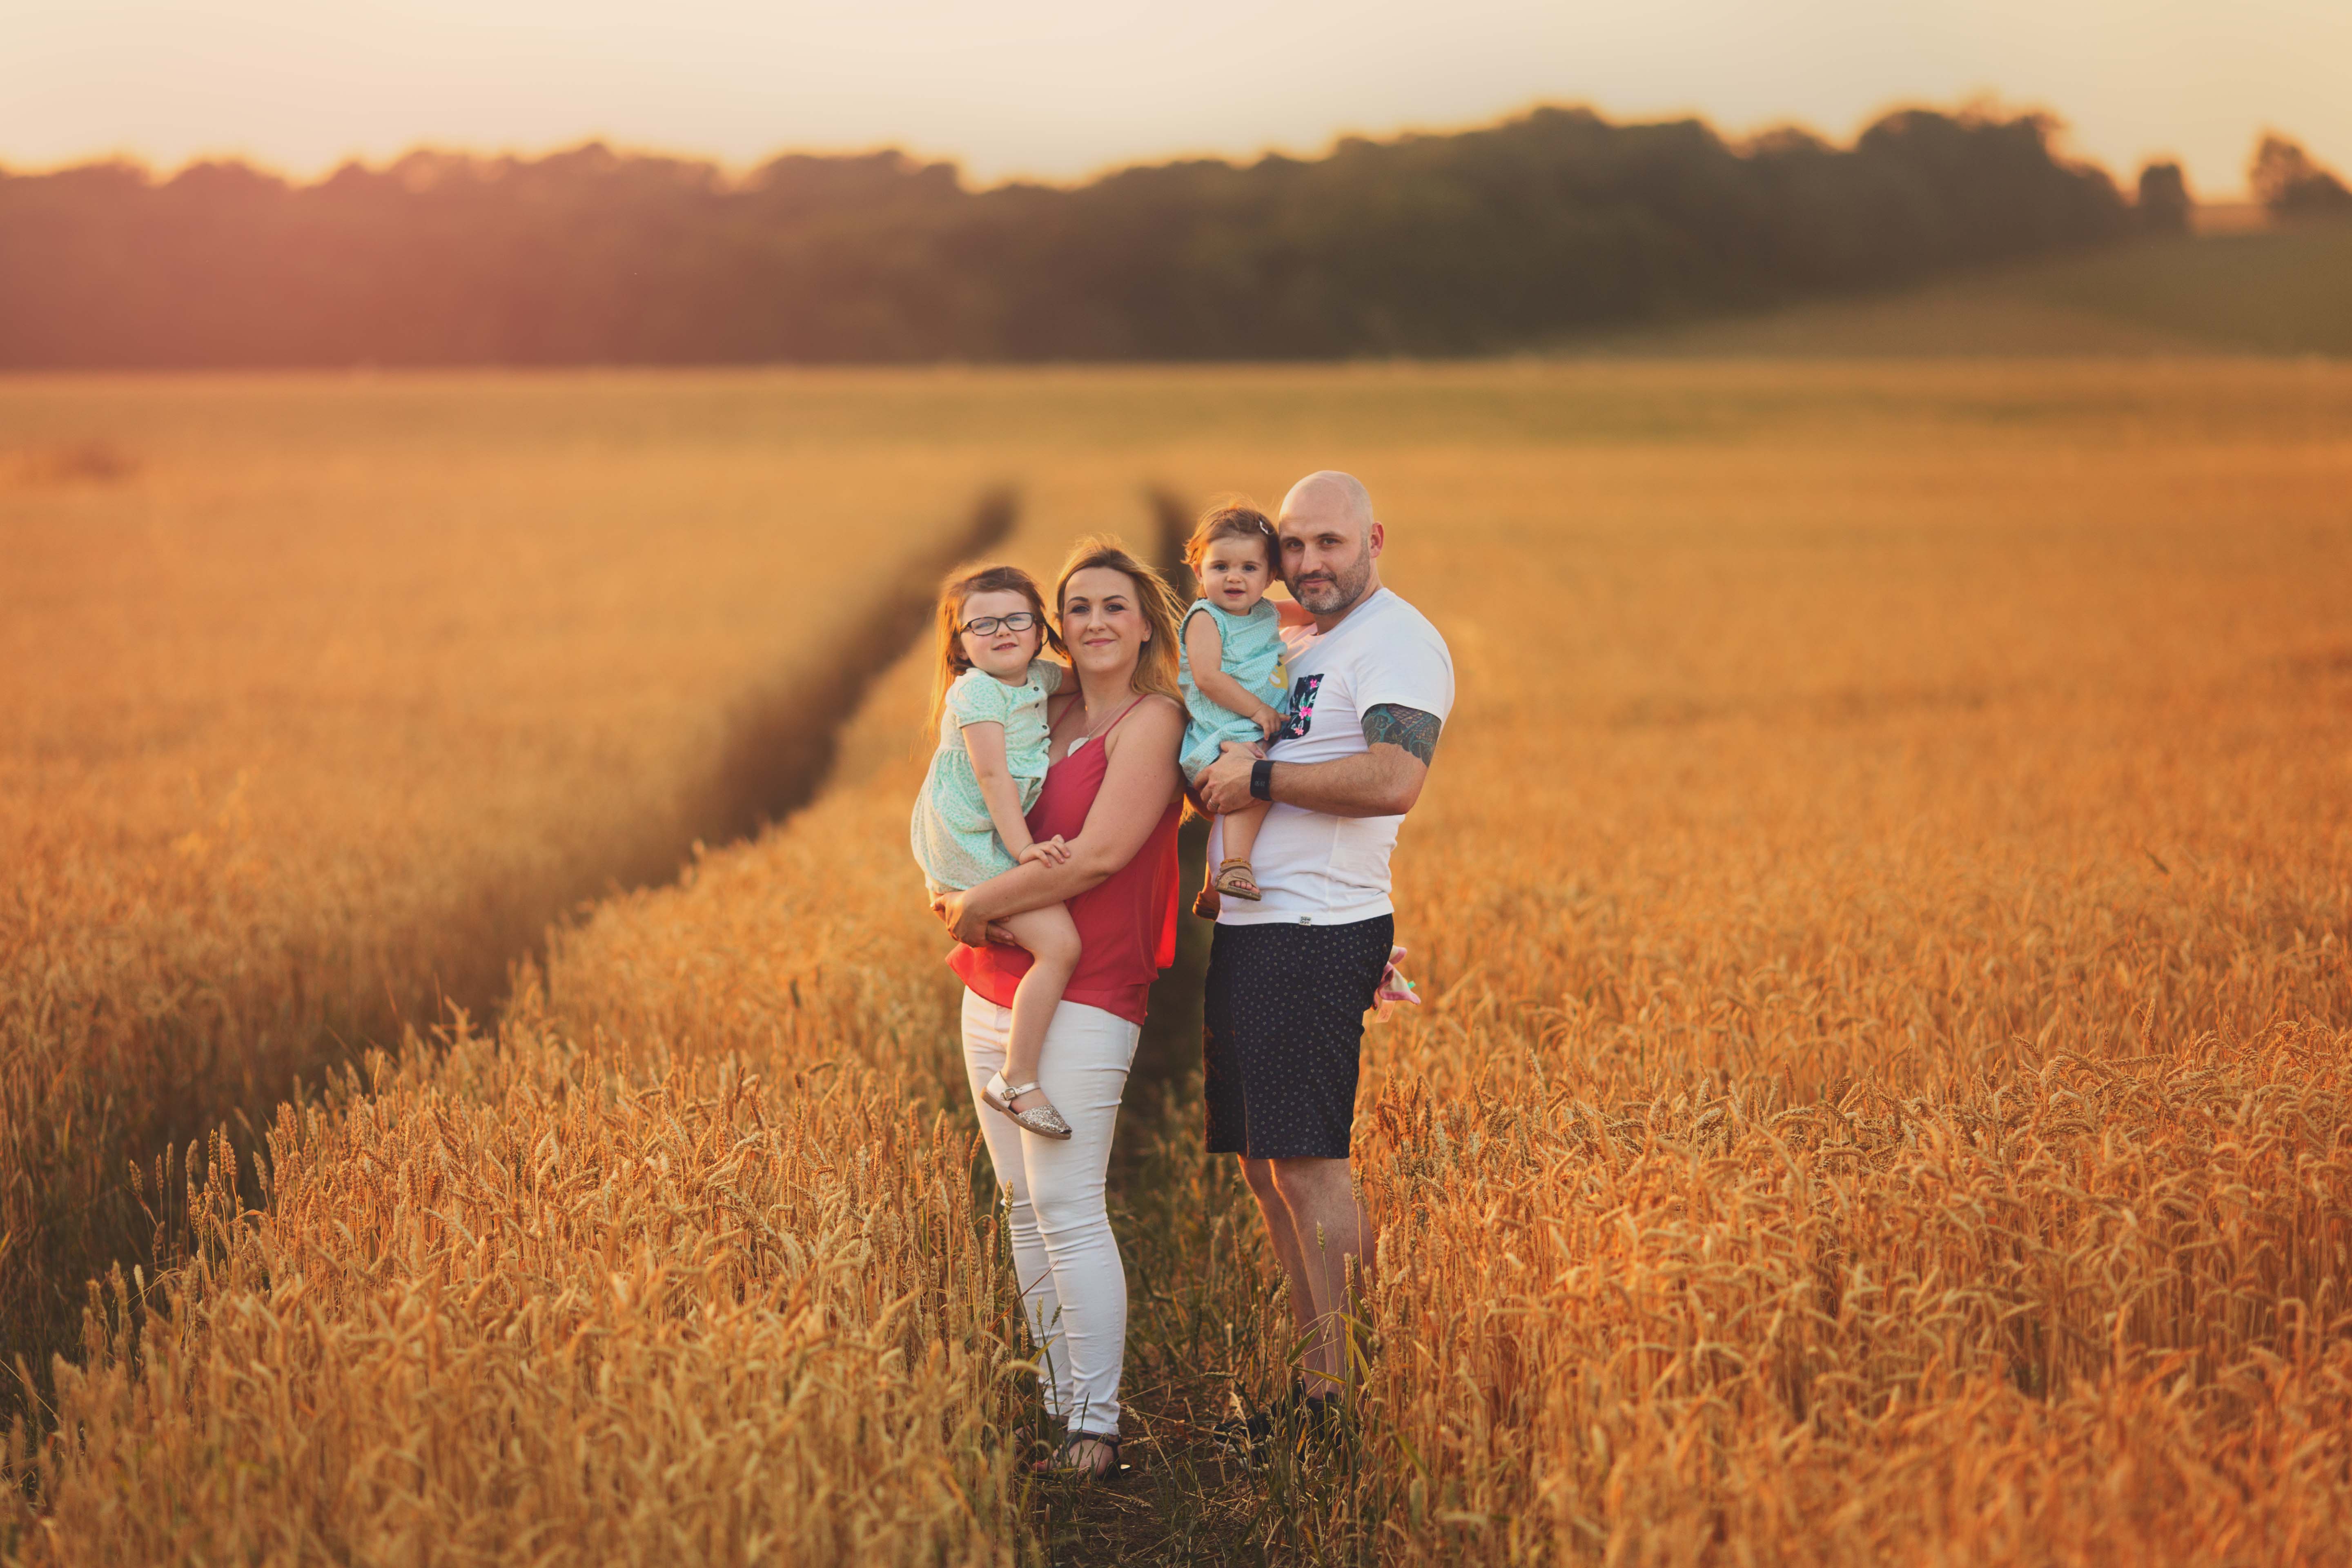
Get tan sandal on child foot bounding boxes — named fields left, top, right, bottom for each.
left=1192, top=880, right=1222, bottom=920
left=982, top=1071, right=1073, bottom=1140
left=1212, top=860, right=1263, bottom=901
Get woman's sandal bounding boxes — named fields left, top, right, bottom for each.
left=982, top=1071, right=1073, bottom=1140
left=1212, top=859, right=1263, bottom=901
left=1035, top=1430, right=1125, bottom=1481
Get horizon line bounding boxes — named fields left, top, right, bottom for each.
left=0, top=94, right=2281, bottom=203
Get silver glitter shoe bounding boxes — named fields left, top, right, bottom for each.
left=982, top=1071, right=1073, bottom=1140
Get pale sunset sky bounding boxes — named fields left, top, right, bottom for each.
left=8, top=0, right=2346, bottom=198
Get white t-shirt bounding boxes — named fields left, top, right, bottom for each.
left=1212, top=586, right=1454, bottom=927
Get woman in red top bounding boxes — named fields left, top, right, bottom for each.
left=932, top=537, right=1187, bottom=1481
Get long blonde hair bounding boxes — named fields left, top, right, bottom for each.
left=1052, top=536, right=1184, bottom=708
left=927, top=563, right=1061, bottom=733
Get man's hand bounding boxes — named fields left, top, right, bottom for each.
left=1206, top=704, right=1441, bottom=820
left=1198, top=740, right=1261, bottom=813
left=1018, top=835, right=1071, bottom=867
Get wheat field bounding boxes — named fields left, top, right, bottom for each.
left=0, top=373, right=1011, bottom=1369
left=5, top=361, right=2351, bottom=1564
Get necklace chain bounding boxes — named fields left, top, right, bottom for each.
left=1064, top=690, right=1135, bottom=749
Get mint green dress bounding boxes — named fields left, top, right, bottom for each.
left=911, top=659, right=1065, bottom=892
left=1178, top=599, right=1286, bottom=781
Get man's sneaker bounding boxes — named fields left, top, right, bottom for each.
left=1210, top=1383, right=1308, bottom=1458
left=1210, top=1407, right=1274, bottom=1456
left=1298, top=1392, right=1354, bottom=1448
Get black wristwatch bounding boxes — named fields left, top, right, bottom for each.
left=1250, top=759, right=1275, bottom=801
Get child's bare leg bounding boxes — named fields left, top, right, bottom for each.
left=1192, top=769, right=1225, bottom=917
left=1213, top=800, right=1273, bottom=898
left=998, top=903, right=1080, bottom=1102
left=1221, top=799, right=1271, bottom=868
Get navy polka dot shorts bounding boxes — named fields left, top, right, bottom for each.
left=1202, top=914, right=1394, bottom=1161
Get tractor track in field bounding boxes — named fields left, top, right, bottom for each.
left=4, top=484, right=1020, bottom=1405
left=687, top=486, right=1018, bottom=849
left=1029, top=488, right=1330, bottom=1566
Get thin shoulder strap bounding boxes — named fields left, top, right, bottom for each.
left=1054, top=693, right=1145, bottom=761
left=1098, top=697, right=1147, bottom=737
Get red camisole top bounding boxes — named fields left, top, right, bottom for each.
left=948, top=699, right=1181, bottom=1026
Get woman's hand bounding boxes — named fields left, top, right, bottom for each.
left=931, top=890, right=1019, bottom=947
left=943, top=694, right=1186, bottom=922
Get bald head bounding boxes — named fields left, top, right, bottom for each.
left=1281, top=470, right=1374, bottom=532
left=1276, top=469, right=1384, bottom=624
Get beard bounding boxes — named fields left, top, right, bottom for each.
left=1287, top=539, right=1374, bottom=615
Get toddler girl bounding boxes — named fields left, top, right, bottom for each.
left=910, top=565, right=1081, bottom=1140
left=1178, top=503, right=1309, bottom=915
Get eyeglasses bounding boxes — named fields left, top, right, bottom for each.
left=960, top=611, right=1041, bottom=636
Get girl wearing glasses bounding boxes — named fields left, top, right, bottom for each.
left=911, top=565, right=1082, bottom=1138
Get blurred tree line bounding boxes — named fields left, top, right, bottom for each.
left=0, top=105, right=2170, bottom=365
left=2252, top=135, right=2352, bottom=220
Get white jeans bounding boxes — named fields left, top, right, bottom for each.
left=961, top=989, right=1139, bottom=1437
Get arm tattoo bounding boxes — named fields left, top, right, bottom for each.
left=1362, top=703, right=1442, bottom=766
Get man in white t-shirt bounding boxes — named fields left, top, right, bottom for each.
left=1195, top=469, right=1454, bottom=1424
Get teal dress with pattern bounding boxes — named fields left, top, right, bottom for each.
left=911, top=659, right=1065, bottom=892
left=1178, top=598, right=1286, bottom=780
